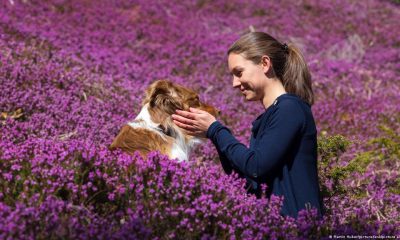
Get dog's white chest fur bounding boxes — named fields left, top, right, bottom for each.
left=170, top=132, right=203, bottom=162
left=128, top=104, right=203, bottom=162
left=128, top=103, right=161, bottom=131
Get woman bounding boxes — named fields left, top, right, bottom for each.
left=171, top=32, right=324, bottom=218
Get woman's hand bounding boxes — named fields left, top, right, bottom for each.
left=171, top=107, right=216, bottom=138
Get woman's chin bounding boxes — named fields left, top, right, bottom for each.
left=241, top=91, right=256, bottom=101
left=244, top=94, right=256, bottom=101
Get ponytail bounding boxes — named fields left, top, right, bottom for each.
left=283, top=44, right=314, bottom=106
left=227, top=32, right=315, bottom=106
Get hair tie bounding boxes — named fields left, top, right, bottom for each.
left=282, top=43, right=289, bottom=53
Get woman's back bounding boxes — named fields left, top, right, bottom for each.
left=255, top=93, right=323, bottom=218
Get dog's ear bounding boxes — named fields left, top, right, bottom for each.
left=142, top=80, right=166, bottom=105
left=144, top=80, right=183, bottom=114
left=152, top=94, right=182, bottom=114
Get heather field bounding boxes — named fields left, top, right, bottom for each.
left=1, top=0, right=399, bottom=239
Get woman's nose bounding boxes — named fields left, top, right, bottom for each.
left=232, top=77, right=241, bottom=88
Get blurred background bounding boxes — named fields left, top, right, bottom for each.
left=1, top=0, right=399, bottom=238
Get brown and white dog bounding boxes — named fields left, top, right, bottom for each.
left=109, top=80, right=219, bottom=161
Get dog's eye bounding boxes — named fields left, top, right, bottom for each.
left=189, top=100, right=200, bottom=108
left=158, top=124, right=174, bottom=137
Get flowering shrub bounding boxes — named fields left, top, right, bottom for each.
left=1, top=0, right=399, bottom=238
left=0, top=139, right=293, bottom=239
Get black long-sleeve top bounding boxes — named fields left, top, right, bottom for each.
left=206, top=93, right=324, bottom=218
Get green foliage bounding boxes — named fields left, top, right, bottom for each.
left=389, top=177, right=400, bottom=195
left=368, top=125, right=400, bottom=163
left=317, top=134, right=373, bottom=215
left=318, top=124, right=400, bottom=215
left=367, top=125, right=400, bottom=195
left=318, top=134, right=353, bottom=198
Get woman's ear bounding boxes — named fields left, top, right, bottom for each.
left=261, top=55, right=271, bottom=74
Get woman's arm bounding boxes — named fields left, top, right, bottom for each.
left=207, top=100, right=305, bottom=179
left=172, top=100, right=305, bottom=179
left=206, top=121, right=238, bottom=175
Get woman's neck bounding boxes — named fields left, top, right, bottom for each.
left=262, top=79, right=287, bottom=109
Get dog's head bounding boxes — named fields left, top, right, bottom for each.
left=143, top=79, right=219, bottom=116
left=142, top=80, right=219, bottom=137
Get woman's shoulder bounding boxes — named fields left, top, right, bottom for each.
left=274, top=93, right=316, bottom=134
left=257, top=93, right=310, bottom=126
left=271, top=93, right=309, bottom=126
left=275, top=93, right=308, bottom=111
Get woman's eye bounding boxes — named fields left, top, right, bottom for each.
left=231, top=68, right=243, bottom=77
left=232, top=70, right=239, bottom=76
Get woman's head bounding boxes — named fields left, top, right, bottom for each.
left=228, top=52, right=270, bottom=102
left=227, top=32, right=314, bottom=106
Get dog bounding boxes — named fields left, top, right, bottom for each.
left=109, top=80, right=219, bottom=161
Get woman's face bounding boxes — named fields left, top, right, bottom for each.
left=228, top=53, right=268, bottom=101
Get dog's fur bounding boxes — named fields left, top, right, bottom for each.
left=109, top=80, right=218, bottom=161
